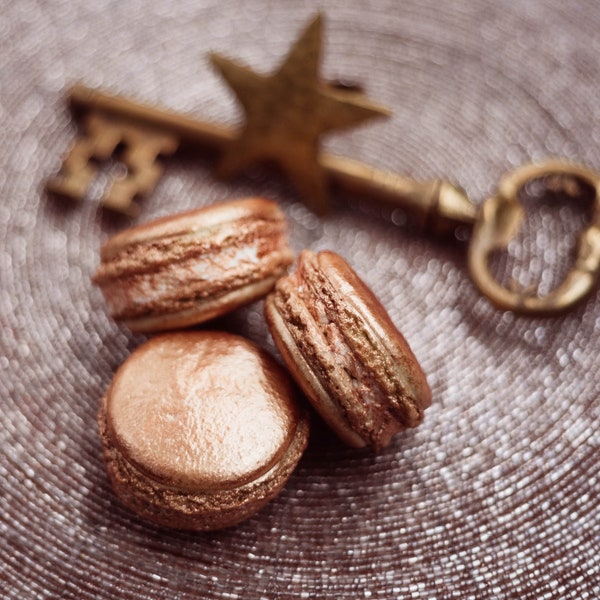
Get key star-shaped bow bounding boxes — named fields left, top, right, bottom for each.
left=209, top=14, right=390, bottom=213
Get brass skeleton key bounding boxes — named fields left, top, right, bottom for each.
left=46, top=14, right=600, bottom=314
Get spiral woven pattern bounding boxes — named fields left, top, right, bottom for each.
left=1, top=1, right=599, bottom=598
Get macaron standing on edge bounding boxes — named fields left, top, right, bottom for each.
left=264, top=249, right=432, bottom=452
left=93, top=197, right=294, bottom=332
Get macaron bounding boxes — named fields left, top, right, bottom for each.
left=264, top=250, right=431, bottom=451
left=98, top=331, right=310, bottom=531
left=93, top=198, right=294, bottom=332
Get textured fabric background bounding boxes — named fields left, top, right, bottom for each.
left=1, top=1, right=599, bottom=598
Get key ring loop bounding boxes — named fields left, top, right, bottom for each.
left=468, top=159, right=600, bottom=315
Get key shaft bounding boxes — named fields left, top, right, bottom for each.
left=51, top=84, right=478, bottom=232
left=322, top=154, right=477, bottom=234
left=68, top=83, right=236, bottom=151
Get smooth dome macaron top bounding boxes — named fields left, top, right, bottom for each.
left=104, top=331, right=301, bottom=493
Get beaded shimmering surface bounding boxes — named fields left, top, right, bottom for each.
left=1, top=2, right=599, bottom=598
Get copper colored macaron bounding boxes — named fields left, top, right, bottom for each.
left=98, top=331, right=310, bottom=531
left=264, top=250, right=432, bottom=451
left=93, top=198, right=294, bottom=332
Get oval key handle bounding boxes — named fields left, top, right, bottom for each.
left=468, top=160, right=600, bottom=315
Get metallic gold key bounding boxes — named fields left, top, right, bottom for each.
left=46, top=15, right=600, bottom=315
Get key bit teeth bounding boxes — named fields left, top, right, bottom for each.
left=45, top=160, right=97, bottom=202
left=101, top=183, right=141, bottom=217
left=45, top=176, right=87, bottom=202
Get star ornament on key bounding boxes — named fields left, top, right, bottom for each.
left=209, top=14, right=391, bottom=214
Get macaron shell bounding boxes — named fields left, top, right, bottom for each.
left=316, top=250, right=432, bottom=417
left=123, top=274, right=280, bottom=333
left=98, top=198, right=284, bottom=261
left=104, top=332, right=301, bottom=492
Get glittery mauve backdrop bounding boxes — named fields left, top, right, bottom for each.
left=2, top=1, right=599, bottom=598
